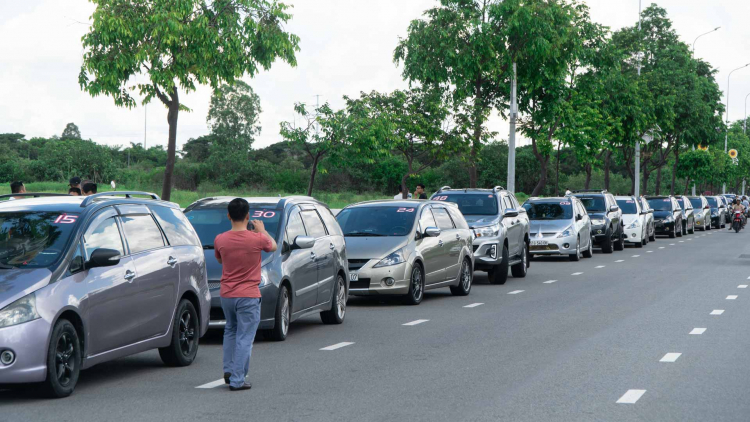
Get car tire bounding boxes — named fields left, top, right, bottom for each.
left=159, top=299, right=200, bottom=367
left=511, top=241, right=528, bottom=278
left=689, top=221, right=695, bottom=234
left=601, top=228, right=614, bottom=254
left=569, top=238, right=581, bottom=261
left=42, top=319, right=81, bottom=398
left=488, top=245, right=509, bottom=285
left=582, top=238, right=594, bottom=258
left=265, top=285, right=291, bottom=341
left=649, top=226, right=656, bottom=241
left=321, top=274, right=346, bottom=324
left=669, top=224, right=677, bottom=238
left=450, top=258, right=473, bottom=296
left=403, top=263, right=425, bottom=305
left=613, top=229, right=624, bottom=251
left=676, top=225, right=683, bottom=237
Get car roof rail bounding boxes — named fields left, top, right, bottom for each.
left=0, top=193, right=72, bottom=200
left=437, top=185, right=451, bottom=193
left=571, top=189, right=607, bottom=194
left=80, top=191, right=161, bottom=207
left=492, top=186, right=505, bottom=193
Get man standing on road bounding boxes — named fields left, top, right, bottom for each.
left=415, top=184, right=428, bottom=199
left=214, top=198, right=277, bottom=391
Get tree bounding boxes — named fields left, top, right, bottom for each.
left=61, top=123, right=81, bottom=140
left=207, top=80, right=262, bottom=150
left=79, top=0, right=300, bottom=200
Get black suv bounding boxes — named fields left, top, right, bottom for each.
left=571, top=190, right=623, bottom=253
left=646, top=196, right=683, bottom=238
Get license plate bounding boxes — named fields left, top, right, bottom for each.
left=350, top=273, right=358, bottom=282
left=530, top=240, right=548, bottom=246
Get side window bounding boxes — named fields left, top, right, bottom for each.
left=318, top=207, right=343, bottom=236
left=83, top=210, right=125, bottom=259
left=432, top=208, right=455, bottom=230
left=419, top=207, right=438, bottom=232
left=509, top=194, right=521, bottom=210
left=285, top=208, right=307, bottom=244
left=120, top=214, right=165, bottom=254
left=300, top=211, right=327, bottom=239
left=446, top=206, right=469, bottom=230
left=150, top=205, right=200, bottom=247
left=68, top=242, right=84, bottom=275
left=501, top=196, right=513, bottom=212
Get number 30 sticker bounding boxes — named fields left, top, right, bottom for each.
left=397, top=208, right=415, bottom=213
left=251, top=211, right=276, bottom=218
left=53, top=214, right=78, bottom=224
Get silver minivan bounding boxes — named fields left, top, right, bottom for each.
left=337, top=200, right=474, bottom=305
left=523, top=196, right=593, bottom=261
left=0, top=192, right=210, bottom=398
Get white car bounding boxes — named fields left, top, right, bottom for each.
left=615, top=196, right=648, bottom=247
left=638, top=196, right=656, bottom=241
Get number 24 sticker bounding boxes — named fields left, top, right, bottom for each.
left=54, top=214, right=78, bottom=224
left=397, top=208, right=415, bottom=213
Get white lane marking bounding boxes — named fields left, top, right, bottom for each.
left=196, top=379, right=226, bottom=389
left=647, top=251, right=653, bottom=253
left=746, top=276, right=750, bottom=280
left=727, top=295, right=738, bottom=300
left=507, top=290, right=525, bottom=295
left=595, top=265, right=605, bottom=268
left=659, top=247, right=665, bottom=249
left=687, top=238, right=692, bottom=241
left=632, top=255, right=640, bottom=258
left=543, top=280, right=557, bottom=284
left=463, top=303, right=484, bottom=308
left=690, top=328, right=707, bottom=335
left=320, top=342, right=355, bottom=351
left=617, top=389, right=647, bottom=404
left=615, top=260, right=625, bottom=263
left=403, top=319, right=429, bottom=326
left=669, top=243, right=676, bottom=246
left=710, top=310, right=725, bottom=315
left=660, top=353, right=682, bottom=363
left=571, top=272, right=583, bottom=276
left=738, top=285, right=748, bottom=289
left=679, top=241, right=684, bottom=243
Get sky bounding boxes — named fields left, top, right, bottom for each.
left=1, top=0, right=750, bottom=151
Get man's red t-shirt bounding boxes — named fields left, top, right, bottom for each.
left=214, top=230, right=274, bottom=298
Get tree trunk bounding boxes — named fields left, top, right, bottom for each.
left=683, top=178, right=690, bottom=195
left=584, top=163, right=592, bottom=190
left=555, top=141, right=561, bottom=196
left=655, top=166, right=662, bottom=195
left=306, top=154, right=320, bottom=196
left=400, top=173, right=410, bottom=199
left=530, top=157, right=548, bottom=197
left=642, top=166, right=651, bottom=197
left=161, top=88, right=179, bottom=201
left=604, top=151, right=611, bottom=191
left=469, top=145, right=478, bottom=188
left=670, top=150, right=679, bottom=195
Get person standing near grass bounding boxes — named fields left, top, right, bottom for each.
left=415, top=184, right=428, bottom=200
left=8, top=181, right=26, bottom=200
left=82, top=182, right=97, bottom=196
left=214, top=198, right=277, bottom=391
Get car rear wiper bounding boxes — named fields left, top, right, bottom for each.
left=344, top=232, right=387, bottom=237
left=202, top=245, right=215, bottom=250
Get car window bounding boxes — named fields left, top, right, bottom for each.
left=120, top=214, right=165, bottom=254
left=300, top=210, right=327, bottom=238
left=150, top=205, right=200, bottom=247
left=431, top=193, right=499, bottom=216
left=317, top=206, right=343, bottom=236
left=509, top=194, right=521, bottom=209
left=616, top=199, right=639, bottom=215
left=647, top=198, right=673, bottom=211
left=68, top=242, right=84, bottom=275
left=83, top=212, right=125, bottom=258
left=523, top=201, right=573, bottom=220
left=419, top=207, right=438, bottom=232
left=501, top=196, right=513, bottom=212
left=446, top=206, right=469, bottom=230
left=431, top=208, right=455, bottom=230
left=577, top=196, right=606, bottom=213
left=286, top=208, right=307, bottom=244
left=337, top=206, right=418, bottom=237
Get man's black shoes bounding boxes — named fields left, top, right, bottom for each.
left=229, top=382, right=252, bottom=391
left=224, top=372, right=231, bottom=385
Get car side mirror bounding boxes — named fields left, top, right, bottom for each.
left=648, top=209, right=653, bottom=214
left=503, top=209, right=519, bottom=218
left=85, top=248, right=121, bottom=269
left=292, top=236, right=316, bottom=250
left=609, top=205, right=619, bottom=212
left=576, top=214, right=583, bottom=221
left=424, top=227, right=441, bottom=237
left=639, top=211, right=646, bottom=215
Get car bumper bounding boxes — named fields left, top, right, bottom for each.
left=208, top=284, right=276, bottom=330
left=349, top=261, right=412, bottom=296
left=653, top=221, right=675, bottom=234
left=472, top=239, right=501, bottom=270
left=0, top=318, right=50, bottom=383
left=623, top=227, right=643, bottom=243
left=529, top=235, right=578, bottom=255
left=590, top=226, right=608, bottom=243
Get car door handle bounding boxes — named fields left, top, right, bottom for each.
left=329, top=243, right=335, bottom=250
left=455, top=234, right=460, bottom=240
left=167, top=257, right=178, bottom=266
left=310, top=252, right=317, bottom=261
left=124, top=270, right=136, bottom=282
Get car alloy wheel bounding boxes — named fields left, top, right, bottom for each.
left=280, top=288, right=290, bottom=336
left=55, top=332, right=77, bottom=387
left=336, top=278, right=346, bottom=319
left=411, top=267, right=423, bottom=302
left=178, top=309, right=197, bottom=357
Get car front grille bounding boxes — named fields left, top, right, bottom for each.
left=530, top=244, right=559, bottom=251
left=350, top=278, right=371, bottom=289
left=208, top=282, right=221, bottom=291
left=348, top=259, right=370, bottom=271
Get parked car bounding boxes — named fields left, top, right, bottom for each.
left=184, top=196, right=348, bottom=341
left=688, top=196, right=711, bottom=231
left=0, top=192, right=210, bottom=398
left=638, top=196, right=656, bottom=241
left=430, top=186, right=530, bottom=284
left=646, top=196, right=683, bottom=238
left=522, top=196, right=592, bottom=261
left=674, top=195, right=695, bottom=235
left=571, top=190, right=624, bottom=253
left=705, top=195, right=726, bottom=229
left=615, top=196, right=648, bottom=247
left=337, top=200, right=474, bottom=304
left=720, top=196, right=733, bottom=225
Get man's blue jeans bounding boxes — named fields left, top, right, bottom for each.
left=221, top=297, right=261, bottom=388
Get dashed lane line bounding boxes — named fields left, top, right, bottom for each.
left=543, top=280, right=557, bottom=284
left=679, top=241, right=684, bottom=243
left=196, top=379, right=225, bottom=389
left=403, top=319, right=429, bottom=326
left=320, top=342, right=355, bottom=351
left=617, top=389, right=647, bottom=404
left=463, top=303, right=484, bottom=308
left=690, top=328, right=707, bottom=335
left=595, top=265, right=605, bottom=268
left=508, top=290, right=525, bottom=295
left=615, top=260, right=625, bottom=263
left=646, top=250, right=653, bottom=253
left=669, top=243, right=676, bottom=246
left=738, top=285, right=748, bottom=289
left=710, top=310, right=725, bottom=315
left=660, top=353, right=682, bottom=363
left=727, top=295, right=738, bottom=300
left=659, top=247, right=665, bottom=249
left=632, top=255, right=640, bottom=258
left=571, top=272, right=583, bottom=276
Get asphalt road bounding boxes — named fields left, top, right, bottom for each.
left=3, top=227, right=750, bottom=422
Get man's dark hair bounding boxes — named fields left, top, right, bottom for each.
left=10, top=181, right=24, bottom=194
left=82, top=182, right=97, bottom=194
left=417, top=183, right=426, bottom=190
left=68, top=187, right=82, bottom=196
left=228, top=198, right=250, bottom=222
left=398, top=185, right=404, bottom=193
left=69, top=176, right=81, bottom=186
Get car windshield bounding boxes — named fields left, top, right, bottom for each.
left=616, top=199, right=639, bottom=214
left=689, top=198, right=703, bottom=208
left=0, top=211, right=79, bottom=269
left=185, top=207, right=282, bottom=251
left=431, top=193, right=498, bottom=216
left=577, top=196, right=606, bottom=213
left=706, top=197, right=718, bottom=208
left=647, top=198, right=673, bottom=211
left=522, top=202, right=573, bottom=220
left=337, top=206, right=417, bottom=236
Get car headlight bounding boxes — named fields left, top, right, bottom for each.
left=374, top=248, right=406, bottom=268
left=627, top=220, right=640, bottom=229
left=557, top=225, right=573, bottom=238
left=0, top=293, right=40, bottom=328
left=473, top=223, right=501, bottom=238
left=591, top=219, right=605, bottom=226
left=260, top=273, right=269, bottom=287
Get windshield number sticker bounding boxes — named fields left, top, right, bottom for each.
left=397, top=208, right=415, bottom=213
left=663, top=199, right=670, bottom=202
left=434, top=196, right=448, bottom=201
left=560, top=201, right=571, bottom=205
left=626, top=200, right=634, bottom=203
left=53, top=214, right=78, bottom=224
left=251, top=211, right=276, bottom=218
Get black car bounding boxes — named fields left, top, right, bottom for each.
left=571, top=190, right=623, bottom=253
left=646, top=196, right=683, bottom=238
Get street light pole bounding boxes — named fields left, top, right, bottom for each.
left=507, top=62, right=518, bottom=193
left=724, top=63, right=750, bottom=194
left=691, top=26, right=720, bottom=196
left=744, top=92, right=750, bottom=135
left=634, top=0, right=642, bottom=198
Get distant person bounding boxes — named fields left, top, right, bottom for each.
left=415, top=184, right=428, bottom=200
left=214, top=198, right=277, bottom=391
left=69, top=176, right=82, bottom=190
left=394, top=185, right=412, bottom=200
left=68, top=187, right=82, bottom=196
left=110, top=180, right=116, bottom=190
left=565, top=187, right=572, bottom=196
left=82, top=182, right=97, bottom=196
left=9, top=181, right=26, bottom=200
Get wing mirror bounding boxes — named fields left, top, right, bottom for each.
left=609, top=205, right=619, bottom=212
left=292, top=236, right=316, bottom=250
left=648, top=209, right=654, bottom=214
left=575, top=214, right=583, bottom=221
left=85, top=248, right=121, bottom=269
left=503, top=209, right=519, bottom=218
left=424, top=227, right=441, bottom=237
